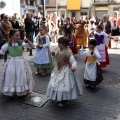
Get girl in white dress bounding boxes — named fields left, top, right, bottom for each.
left=34, top=25, right=53, bottom=75
left=46, top=37, right=83, bottom=107
left=0, top=29, right=34, bottom=96
left=84, top=39, right=103, bottom=88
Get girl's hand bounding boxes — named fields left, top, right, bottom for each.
left=71, top=67, right=76, bottom=72
left=36, top=45, right=40, bottom=48
left=24, top=38, right=29, bottom=43
left=37, top=34, right=41, bottom=39
left=115, top=37, right=118, bottom=41
left=39, top=45, right=43, bottom=48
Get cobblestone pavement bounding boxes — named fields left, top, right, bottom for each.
left=0, top=42, right=120, bottom=120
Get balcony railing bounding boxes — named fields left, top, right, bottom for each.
left=94, top=0, right=109, bottom=3
left=94, top=0, right=116, bottom=3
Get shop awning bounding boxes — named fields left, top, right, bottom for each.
left=67, top=0, right=81, bottom=10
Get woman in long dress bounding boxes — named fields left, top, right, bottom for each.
left=46, top=37, right=83, bottom=107
left=58, top=17, right=78, bottom=55
left=0, top=29, right=34, bottom=96
left=73, top=16, right=89, bottom=49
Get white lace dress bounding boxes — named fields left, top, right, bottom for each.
left=0, top=42, right=34, bottom=96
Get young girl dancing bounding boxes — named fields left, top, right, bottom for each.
left=0, top=29, right=34, bottom=96
left=46, top=37, right=83, bottom=107
left=34, top=25, right=53, bottom=75
left=84, top=39, right=103, bottom=88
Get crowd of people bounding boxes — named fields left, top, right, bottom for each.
left=0, top=11, right=119, bottom=107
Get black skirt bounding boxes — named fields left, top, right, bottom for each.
left=84, top=64, right=103, bottom=86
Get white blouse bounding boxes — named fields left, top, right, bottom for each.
left=0, top=42, right=29, bottom=55
left=85, top=47, right=101, bottom=59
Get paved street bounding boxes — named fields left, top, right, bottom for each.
left=0, top=41, right=120, bottom=120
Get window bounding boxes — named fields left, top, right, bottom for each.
left=81, top=12, right=87, bottom=16
left=26, top=0, right=29, bottom=5
left=45, top=0, right=50, bottom=5
left=30, top=0, right=34, bottom=6
left=72, top=11, right=76, bottom=17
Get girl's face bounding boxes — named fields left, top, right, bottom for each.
left=45, top=28, right=49, bottom=34
left=103, top=17, right=107, bottom=22
left=96, top=27, right=101, bottom=32
left=39, top=28, right=45, bottom=35
left=11, top=31, right=20, bottom=41
left=88, top=43, right=95, bottom=50
left=65, top=19, right=70, bottom=24
left=58, top=43, right=65, bottom=50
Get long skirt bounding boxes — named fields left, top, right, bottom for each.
left=75, top=28, right=88, bottom=46
left=46, top=66, right=83, bottom=101
left=70, top=35, right=78, bottom=55
left=34, top=48, right=53, bottom=69
left=84, top=63, right=103, bottom=86
left=97, top=44, right=110, bottom=68
left=0, top=56, right=34, bottom=96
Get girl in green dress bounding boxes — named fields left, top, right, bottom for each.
left=0, top=29, right=34, bottom=96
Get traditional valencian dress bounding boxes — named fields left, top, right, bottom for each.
left=46, top=47, right=83, bottom=101
left=94, top=31, right=110, bottom=68
left=58, top=23, right=78, bottom=54
left=34, top=35, right=53, bottom=70
left=74, top=20, right=89, bottom=47
left=0, top=41, right=34, bottom=96
left=84, top=47, right=103, bottom=86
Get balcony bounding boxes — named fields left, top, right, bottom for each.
left=94, top=0, right=109, bottom=3
left=93, top=0, right=116, bottom=5
left=20, top=4, right=36, bottom=9
left=94, top=0, right=116, bottom=3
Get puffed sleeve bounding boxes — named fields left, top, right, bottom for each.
left=22, top=42, right=31, bottom=48
left=69, top=54, right=77, bottom=69
left=0, top=43, right=8, bottom=55
left=94, top=47, right=101, bottom=59
left=42, top=36, right=50, bottom=48
left=103, top=32, right=109, bottom=38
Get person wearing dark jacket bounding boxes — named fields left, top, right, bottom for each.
left=24, top=13, right=35, bottom=56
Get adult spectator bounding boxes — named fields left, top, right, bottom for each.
left=99, top=14, right=112, bottom=48
left=34, top=13, right=40, bottom=36
left=0, top=24, right=6, bottom=59
left=10, top=16, right=21, bottom=29
left=0, top=15, right=12, bottom=61
left=24, top=12, right=34, bottom=55
left=1, top=15, right=12, bottom=42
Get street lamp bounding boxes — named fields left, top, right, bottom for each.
left=42, top=0, right=46, bottom=24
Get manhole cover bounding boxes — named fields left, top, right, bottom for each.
left=19, top=92, right=48, bottom=107
left=31, top=96, right=42, bottom=103
left=102, top=75, right=120, bottom=85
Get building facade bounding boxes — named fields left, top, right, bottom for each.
left=45, top=0, right=92, bottom=20
left=91, top=0, right=120, bottom=19
left=20, top=0, right=43, bottom=16
left=19, top=0, right=120, bottom=19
